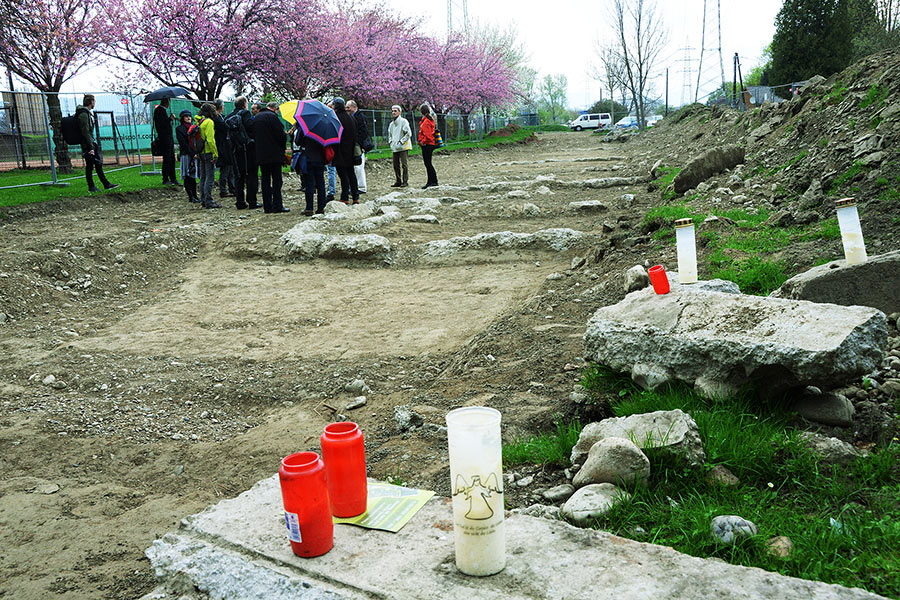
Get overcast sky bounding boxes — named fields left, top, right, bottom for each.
left=59, top=0, right=784, bottom=109
left=388, top=0, right=784, bottom=109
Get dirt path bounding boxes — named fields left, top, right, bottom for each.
left=0, top=131, right=653, bottom=599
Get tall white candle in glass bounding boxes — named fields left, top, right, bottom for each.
left=835, top=198, right=868, bottom=265
left=445, top=406, right=505, bottom=576
left=675, top=218, right=698, bottom=283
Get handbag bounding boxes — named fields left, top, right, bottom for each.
left=353, top=143, right=362, bottom=166
left=361, top=136, right=375, bottom=152
left=402, top=138, right=412, bottom=151
left=434, top=129, right=444, bottom=147
left=151, top=138, right=164, bottom=157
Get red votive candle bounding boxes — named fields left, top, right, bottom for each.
left=278, top=451, right=333, bottom=557
left=321, top=422, right=368, bottom=517
left=648, top=265, right=670, bottom=294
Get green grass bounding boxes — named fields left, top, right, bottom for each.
left=573, top=375, right=900, bottom=598
left=828, top=160, right=868, bottom=195
left=824, top=81, right=848, bottom=105
left=652, top=166, right=681, bottom=201
left=709, top=254, right=790, bottom=295
left=0, top=165, right=175, bottom=208
left=503, top=419, right=583, bottom=467
left=366, top=125, right=540, bottom=160
left=860, top=84, right=887, bottom=109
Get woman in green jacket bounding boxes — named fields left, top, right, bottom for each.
left=197, top=103, right=220, bottom=208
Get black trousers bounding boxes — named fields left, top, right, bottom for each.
left=259, top=162, right=284, bottom=212
left=421, top=145, right=438, bottom=185
left=160, top=139, right=177, bottom=183
left=84, top=144, right=110, bottom=189
left=335, top=163, right=359, bottom=201
left=304, top=162, right=326, bottom=212
left=232, top=146, right=259, bottom=207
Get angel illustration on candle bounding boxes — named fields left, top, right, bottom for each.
left=453, top=473, right=503, bottom=520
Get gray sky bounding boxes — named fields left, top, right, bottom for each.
left=389, top=0, right=784, bottom=109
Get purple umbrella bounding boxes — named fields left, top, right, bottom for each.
left=293, top=100, right=342, bottom=146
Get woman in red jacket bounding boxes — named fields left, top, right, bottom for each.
left=417, top=104, right=439, bottom=188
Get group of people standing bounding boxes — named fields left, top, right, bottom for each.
left=151, top=96, right=441, bottom=215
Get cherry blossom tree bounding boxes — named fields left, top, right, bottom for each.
left=105, top=0, right=282, bottom=100
left=0, top=0, right=114, bottom=171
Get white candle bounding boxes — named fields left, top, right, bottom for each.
left=446, top=407, right=505, bottom=576
left=835, top=199, right=867, bottom=266
left=675, top=218, right=698, bottom=283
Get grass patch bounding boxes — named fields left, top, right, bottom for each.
left=652, top=166, right=681, bottom=201
left=367, top=125, right=541, bottom=160
left=860, top=84, right=887, bottom=109
left=828, top=160, right=868, bottom=195
left=824, top=81, right=848, bottom=105
left=709, top=255, right=789, bottom=295
left=0, top=165, right=172, bottom=208
left=577, top=375, right=900, bottom=597
left=503, top=419, right=583, bottom=467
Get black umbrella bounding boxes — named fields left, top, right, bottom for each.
left=143, top=86, right=191, bottom=102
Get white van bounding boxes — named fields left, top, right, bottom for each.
left=568, top=113, right=612, bottom=131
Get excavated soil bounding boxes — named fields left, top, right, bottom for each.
left=1, top=77, right=898, bottom=600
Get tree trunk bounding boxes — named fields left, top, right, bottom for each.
left=436, top=113, right=447, bottom=142
left=45, top=93, right=73, bottom=173
left=462, top=113, right=470, bottom=138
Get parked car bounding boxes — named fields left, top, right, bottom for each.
left=614, top=115, right=638, bottom=129
left=647, top=115, right=664, bottom=126
left=568, top=113, right=612, bottom=131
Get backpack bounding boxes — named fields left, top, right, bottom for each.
left=225, top=110, right=251, bottom=147
left=61, top=114, right=83, bottom=145
left=187, top=123, right=204, bottom=154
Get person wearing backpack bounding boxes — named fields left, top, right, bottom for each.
left=153, top=97, right=178, bottom=186
left=225, top=96, right=260, bottom=210
left=76, top=94, right=118, bottom=193
left=197, top=103, right=221, bottom=209
left=175, top=110, right=200, bottom=203
left=213, top=99, right=236, bottom=199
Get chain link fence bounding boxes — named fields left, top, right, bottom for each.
left=0, top=90, right=538, bottom=186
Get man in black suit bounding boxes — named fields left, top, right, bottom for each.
left=153, top=97, right=178, bottom=185
left=346, top=100, right=369, bottom=194
left=250, top=102, right=289, bottom=213
left=331, top=97, right=358, bottom=204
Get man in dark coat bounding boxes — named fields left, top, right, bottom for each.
left=250, top=101, right=289, bottom=213
left=153, top=97, right=178, bottom=185
left=213, top=99, right=235, bottom=199
left=331, top=97, right=359, bottom=204
left=227, top=96, right=260, bottom=210
left=346, top=100, right=369, bottom=194
left=76, top=94, right=118, bottom=192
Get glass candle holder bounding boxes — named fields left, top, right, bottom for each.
left=835, top=198, right=867, bottom=265
left=321, top=422, right=367, bottom=517
left=675, top=218, right=698, bottom=283
left=278, top=451, right=333, bottom=558
left=446, top=406, right=505, bottom=576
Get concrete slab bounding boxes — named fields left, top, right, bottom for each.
left=145, top=476, right=887, bottom=599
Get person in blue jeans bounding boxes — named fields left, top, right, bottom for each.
left=326, top=164, right=336, bottom=201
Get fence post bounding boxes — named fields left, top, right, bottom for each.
left=40, top=92, right=68, bottom=187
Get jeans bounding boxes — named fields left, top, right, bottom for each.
left=421, top=145, right=438, bottom=185
left=392, top=150, right=408, bottom=184
left=259, top=163, right=284, bottom=212
left=327, top=164, right=336, bottom=196
left=304, top=162, right=326, bottom=212
left=198, top=153, right=216, bottom=204
left=84, top=144, right=111, bottom=189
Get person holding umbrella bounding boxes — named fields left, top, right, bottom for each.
left=252, top=101, right=289, bottom=213
left=153, top=97, right=178, bottom=186
left=331, top=97, right=359, bottom=204
left=293, top=98, right=343, bottom=211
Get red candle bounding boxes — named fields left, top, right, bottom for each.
left=278, top=451, right=333, bottom=557
left=648, top=265, right=670, bottom=295
left=321, top=422, right=368, bottom=517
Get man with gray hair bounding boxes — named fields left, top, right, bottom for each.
left=387, top=105, right=411, bottom=187
left=346, top=100, right=370, bottom=194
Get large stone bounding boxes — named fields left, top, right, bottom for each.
left=572, top=437, right=650, bottom=489
left=584, top=284, right=887, bottom=397
left=318, top=235, right=391, bottom=260
left=144, top=475, right=889, bottom=600
left=673, top=145, right=746, bottom=194
left=560, top=483, right=631, bottom=525
left=624, top=265, right=650, bottom=293
left=711, top=515, right=758, bottom=545
left=771, top=250, right=900, bottom=315
left=422, top=229, right=596, bottom=257
left=792, top=390, right=855, bottom=427
left=798, top=432, right=863, bottom=468
left=571, top=410, right=705, bottom=468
